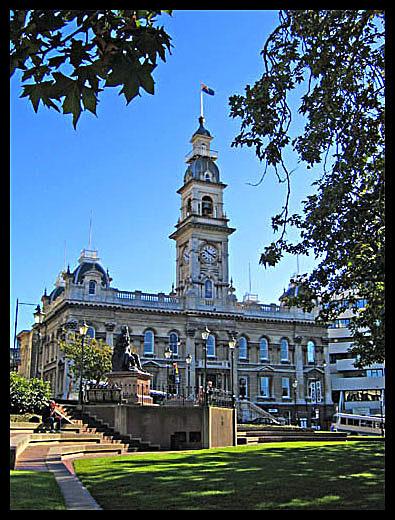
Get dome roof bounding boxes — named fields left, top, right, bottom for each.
left=48, top=285, right=65, bottom=304
left=192, top=116, right=212, bottom=138
left=184, top=157, right=220, bottom=183
left=72, top=261, right=109, bottom=286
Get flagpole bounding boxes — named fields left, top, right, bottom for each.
left=200, top=83, right=203, bottom=119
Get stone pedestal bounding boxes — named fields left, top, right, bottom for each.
left=106, top=370, right=153, bottom=405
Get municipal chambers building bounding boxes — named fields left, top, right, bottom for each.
left=32, top=116, right=333, bottom=427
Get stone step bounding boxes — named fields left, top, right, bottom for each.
left=28, top=433, right=106, bottom=444
left=237, top=434, right=348, bottom=445
left=10, top=422, right=84, bottom=434
left=64, top=407, right=162, bottom=452
left=59, top=443, right=126, bottom=457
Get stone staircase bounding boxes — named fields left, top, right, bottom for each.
left=237, top=426, right=348, bottom=445
left=10, top=402, right=161, bottom=469
left=236, top=400, right=285, bottom=425
left=60, top=404, right=160, bottom=452
left=10, top=424, right=127, bottom=469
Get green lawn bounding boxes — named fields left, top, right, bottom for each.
left=10, top=471, right=67, bottom=510
left=74, top=441, right=385, bottom=510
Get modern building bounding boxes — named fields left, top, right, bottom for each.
left=328, top=297, right=385, bottom=418
left=24, top=116, right=333, bottom=427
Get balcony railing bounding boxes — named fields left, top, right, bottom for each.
left=185, top=148, right=218, bottom=163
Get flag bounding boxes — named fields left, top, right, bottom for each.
left=201, top=83, right=215, bottom=96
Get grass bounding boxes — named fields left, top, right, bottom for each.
left=74, top=440, right=385, bottom=510
left=10, top=471, right=67, bottom=510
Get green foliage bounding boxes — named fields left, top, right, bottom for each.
left=57, top=334, right=112, bottom=384
left=10, top=372, right=52, bottom=414
left=229, top=10, right=385, bottom=367
left=10, top=10, right=172, bottom=128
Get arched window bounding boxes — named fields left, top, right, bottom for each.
left=89, top=280, right=96, bottom=295
left=238, top=337, right=247, bottom=360
left=204, top=279, right=213, bottom=299
left=205, top=173, right=211, bottom=182
left=207, top=334, right=215, bottom=357
left=280, top=339, right=289, bottom=361
left=144, top=330, right=154, bottom=355
left=202, top=196, right=213, bottom=216
left=307, top=340, right=315, bottom=363
left=259, top=338, right=269, bottom=361
left=169, top=332, right=178, bottom=355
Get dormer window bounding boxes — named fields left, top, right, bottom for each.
left=89, top=280, right=96, bottom=295
left=202, top=196, right=213, bottom=216
left=205, top=173, right=210, bottom=182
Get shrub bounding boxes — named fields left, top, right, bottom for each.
left=10, top=372, right=52, bottom=414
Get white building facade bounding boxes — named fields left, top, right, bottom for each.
left=30, top=116, right=334, bottom=427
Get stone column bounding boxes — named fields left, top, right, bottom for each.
left=186, top=327, right=196, bottom=395
left=294, top=336, right=305, bottom=403
left=322, top=338, right=333, bottom=405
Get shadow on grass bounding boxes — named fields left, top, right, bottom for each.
left=10, top=471, right=67, bottom=510
left=74, top=442, right=385, bottom=510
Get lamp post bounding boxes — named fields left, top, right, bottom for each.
left=185, top=353, right=192, bottom=398
left=201, top=327, right=210, bottom=405
left=228, top=336, right=236, bottom=405
left=292, top=379, right=298, bottom=426
left=78, top=321, right=89, bottom=408
left=33, top=305, right=45, bottom=378
left=164, top=346, right=172, bottom=397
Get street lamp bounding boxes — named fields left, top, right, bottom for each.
left=164, top=346, right=173, bottom=397
left=186, top=353, right=192, bottom=398
left=78, top=321, right=89, bottom=408
left=228, top=336, right=236, bottom=405
left=33, top=305, right=45, bottom=378
left=201, top=327, right=210, bottom=405
left=292, top=379, right=298, bottom=426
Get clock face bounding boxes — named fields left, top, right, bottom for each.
left=183, top=248, right=190, bottom=263
left=200, top=244, right=217, bottom=263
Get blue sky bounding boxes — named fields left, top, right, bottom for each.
left=10, top=10, right=321, bottom=344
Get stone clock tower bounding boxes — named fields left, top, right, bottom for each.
left=169, top=116, right=235, bottom=302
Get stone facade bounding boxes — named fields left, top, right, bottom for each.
left=30, top=116, right=333, bottom=427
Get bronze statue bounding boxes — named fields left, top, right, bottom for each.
left=112, top=325, right=143, bottom=372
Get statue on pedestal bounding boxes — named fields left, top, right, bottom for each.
left=112, top=325, right=143, bottom=372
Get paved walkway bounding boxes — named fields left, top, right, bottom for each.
left=13, top=442, right=102, bottom=510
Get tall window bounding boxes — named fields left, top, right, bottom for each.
left=238, top=337, right=247, bottom=360
left=307, top=341, right=315, bottom=363
left=280, top=339, right=289, bottom=361
left=207, top=334, right=215, bottom=357
left=281, top=377, right=290, bottom=398
left=204, top=279, right=213, bottom=299
left=144, top=331, right=154, bottom=355
left=309, top=381, right=322, bottom=403
left=259, top=338, right=269, bottom=361
left=169, top=332, right=178, bottom=355
left=89, top=280, right=96, bottom=295
left=86, top=327, right=95, bottom=339
left=260, top=376, right=270, bottom=397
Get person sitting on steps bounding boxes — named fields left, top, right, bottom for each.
left=41, top=400, right=62, bottom=433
